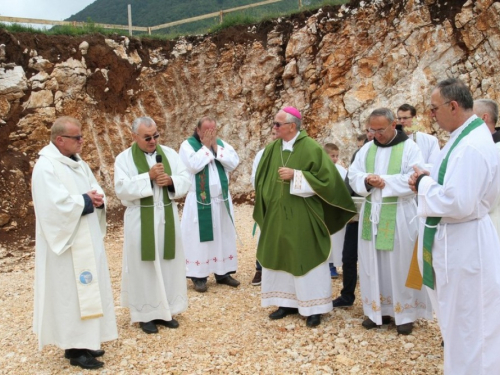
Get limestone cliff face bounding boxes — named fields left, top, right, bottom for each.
left=1, top=0, right=499, bottom=240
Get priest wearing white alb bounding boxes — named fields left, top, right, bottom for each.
left=410, top=79, right=500, bottom=375
left=179, top=116, right=240, bottom=293
left=32, top=117, right=117, bottom=370
left=114, top=117, right=190, bottom=334
left=349, top=108, right=432, bottom=335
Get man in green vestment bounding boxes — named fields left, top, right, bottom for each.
left=253, top=106, right=356, bottom=327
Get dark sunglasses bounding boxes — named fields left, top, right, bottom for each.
left=144, top=133, right=160, bottom=142
left=61, top=135, right=83, bottom=141
left=273, top=122, right=293, bottom=128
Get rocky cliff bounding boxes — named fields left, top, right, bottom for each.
left=1, top=0, right=499, bottom=243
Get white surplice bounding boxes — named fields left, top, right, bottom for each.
left=32, top=142, right=117, bottom=350
left=489, top=142, right=500, bottom=241
left=114, top=146, right=190, bottom=323
left=328, top=163, right=348, bottom=266
left=349, top=139, right=432, bottom=325
left=416, top=116, right=500, bottom=375
left=179, top=139, right=239, bottom=278
left=409, top=131, right=440, bottom=169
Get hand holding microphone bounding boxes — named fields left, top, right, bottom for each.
left=151, top=154, right=172, bottom=187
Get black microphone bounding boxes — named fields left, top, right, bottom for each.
left=156, top=154, right=162, bottom=163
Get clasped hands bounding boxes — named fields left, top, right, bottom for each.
left=278, top=167, right=294, bottom=181
left=87, top=190, right=104, bottom=207
left=365, top=174, right=385, bottom=189
left=408, top=165, right=429, bottom=193
left=149, top=163, right=173, bottom=187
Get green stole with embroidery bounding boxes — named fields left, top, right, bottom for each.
left=361, top=141, right=405, bottom=250
left=131, top=143, right=175, bottom=261
left=187, top=136, right=232, bottom=242
left=422, top=117, right=484, bottom=289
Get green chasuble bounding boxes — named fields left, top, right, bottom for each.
left=253, top=130, right=357, bottom=276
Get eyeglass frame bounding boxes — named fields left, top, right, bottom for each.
left=142, top=133, right=160, bottom=142
left=430, top=101, right=451, bottom=114
left=397, top=116, right=413, bottom=121
left=273, top=121, right=293, bottom=128
left=367, top=125, right=392, bottom=135
left=61, top=135, right=83, bottom=141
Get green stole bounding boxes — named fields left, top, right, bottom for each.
left=422, top=117, right=484, bottom=289
left=361, top=141, right=405, bottom=250
left=186, top=136, right=232, bottom=242
left=131, top=143, right=175, bottom=261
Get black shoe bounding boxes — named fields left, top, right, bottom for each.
left=396, top=322, right=413, bottom=335
left=216, top=275, right=240, bottom=287
left=251, top=271, right=262, bottom=286
left=306, top=314, right=321, bottom=327
left=192, top=279, right=208, bottom=293
left=269, top=307, right=299, bottom=320
left=332, top=297, right=353, bottom=308
left=382, top=316, right=392, bottom=325
left=65, top=349, right=105, bottom=359
left=139, top=321, right=158, bottom=334
left=362, top=316, right=391, bottom=329
left=69, top=352, right=104, bottom=369
left=154, top=318, right=179, bottom=329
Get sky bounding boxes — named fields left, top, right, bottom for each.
left=0, top=0, right=95, bottom=24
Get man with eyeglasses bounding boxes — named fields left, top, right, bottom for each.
left=253, top=106, right=356, bottom=327
left=397, top=104, right=440, bottom=169
left=179, top=116, right=241, bottom=293
left=32, top=116, right=118, bottom=369
left=114, top=116, right=191, bottom=334
left=348, top=108, right=432, bottom=335
left=409, top=78, right=500, bottom=375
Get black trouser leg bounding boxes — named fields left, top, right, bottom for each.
left=340, top=221, right=359, bottom=304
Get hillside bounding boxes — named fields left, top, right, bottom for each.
left=66, top=0, right=343, bottom=34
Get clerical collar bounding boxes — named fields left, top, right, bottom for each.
left=145, top=151, right=156, bottom=156
left=69, top=154, right=78, bottom=161
left=282, top=131, right=300, bottom=151
left=373, top=129, right=408, bottom=148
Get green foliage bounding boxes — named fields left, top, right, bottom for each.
left=0, top=0, right=348, bottom=39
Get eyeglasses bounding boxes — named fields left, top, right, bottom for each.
left=143, top=133, right=160, bottom=142
left=273, top=122, right=293, bottom=128
left=61, top=135, right=83, bottom=141
left=430, top=101, right=451, bottom=114
left=397, top=116, right=413, bottom=121
left=367, top=126, right=390, bottom=135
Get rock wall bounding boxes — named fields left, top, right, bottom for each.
left=1, top=0, right=499, bottom=242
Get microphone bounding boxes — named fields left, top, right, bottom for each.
left=156, top=154, right=162, bottom=163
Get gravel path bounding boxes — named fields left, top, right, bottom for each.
left=0, top=204, right=443, bottom=374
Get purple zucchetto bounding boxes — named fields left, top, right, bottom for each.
left=282, top=106, right=302, bottom=120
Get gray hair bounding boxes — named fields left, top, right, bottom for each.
left=50, top=116, right=81, bottom=142
left=131, top=117, right=156, bottom=133
left=368, top=108, right=395, bottom=123
left=474, top=99, right=498, bottom=126
left=436, top=78, right=473, bottom=110
left=284, top=112, right=302, bottom=131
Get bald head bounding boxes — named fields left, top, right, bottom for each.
left=50, top=116, right=82, bottom=142
left=473, top=99, right=498, bottom=134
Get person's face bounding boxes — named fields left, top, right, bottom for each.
left=397, top=110, right=414, bottom=134
left=196, top=120, right=216, bottom=138
left=273, top=111, right=296, bottom=141
left=356, top=139, right=364, bottom=149
left=430, top=88, right=454, bottom=132
left=56, top=122, right=83, bottom=157
left=367, top=116, right=396, bottom=145
left=328, top=150, right=339, bottom=164
left=134, top=123, right=159, bottom=153
left=271, top=128, right=278, bottom=140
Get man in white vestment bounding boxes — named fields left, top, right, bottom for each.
left=397, top=103, right=440, bottom=169
left=349, top=108, right=432, bottom=335
left=253, top=106, right=356, bottom=328
left=179, top=116, right=240, bottom=293
left=473, top=99, right=500, bottom=239
left=114, top=117, right=190, bottom=334
left=410, top=79, right=500, bottom=375
left=32, top=117, right=117, bottom=370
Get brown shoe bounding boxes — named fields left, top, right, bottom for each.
left=216, top=275, right=240, bottom=287
left=397, top=322, right=414, bottom=335
left=251, top=271, right=262, bottom=286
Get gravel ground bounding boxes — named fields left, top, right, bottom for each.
left=0, top=204, right=444, bottom=374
